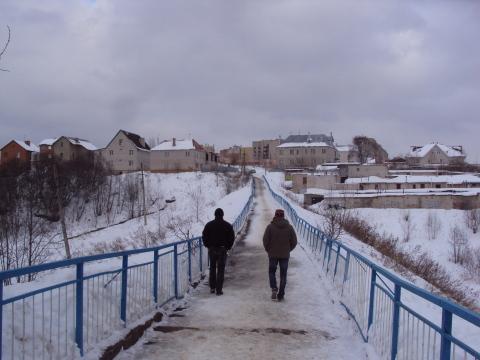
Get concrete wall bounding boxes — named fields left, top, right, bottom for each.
left=319, top=194, right=480, bottom=209
left=338, top=164, right=388, bottom=178
left=292, top=173, right=340, bottom=193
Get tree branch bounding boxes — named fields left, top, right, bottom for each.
left=0, top=25, right=11, bottom=72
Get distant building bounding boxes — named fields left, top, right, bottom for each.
left=219, top=145, right=242, bottom=165
left=276, top=140, right=337, bottom=169
left=52, top=136, right=97, bottom=162
left=283, top=134, right=334, bottom=145
left=0, top=140, right=39, bottom=168
left=406, top=143, right=466, bottom=166
left=252, top=139, right=281, bottom=167
left=151, top=138, right=217, bottom=172
left=39, top=138, right=58, bottom=159
left=335, top=145, right=359, bottom=162
left=101, top=130, right=151, bottom=173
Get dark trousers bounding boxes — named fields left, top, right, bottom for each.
left=209, top=248, right=227, bottom=292
left=269, top=257, right=289, bottom=296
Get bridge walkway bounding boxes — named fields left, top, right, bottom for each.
left=117, top=179, right=374, bottom=360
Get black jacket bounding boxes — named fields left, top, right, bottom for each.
left=202, top=218, right=235, bottom=250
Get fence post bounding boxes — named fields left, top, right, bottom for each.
left=153, top=250, right=159, bottom=304
left=440, top=309, right=453, bottom=360
left=199, top=239, right=203, bottom=273
left=367, top=269, right=377, bottom=335
left=333, top=244, right=341, bottom=279
left=0, top=278, right=3, bottom=360
left=187, top=241, right=192, bottom=283
left=391, top=284, right=401, bottom=360
left=174, top=244, right=179, bottom=299
left=120, top=255, right=128, bottom=324
left=75, top=263, right=84, bottom=356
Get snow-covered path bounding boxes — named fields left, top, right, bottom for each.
left=117, top=178, right=375, bottom=360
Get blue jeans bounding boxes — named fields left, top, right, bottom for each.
left=269, top=257, right=289, bottom=297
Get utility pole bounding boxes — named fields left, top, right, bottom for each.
left=141, top=163, right=147, bottom=226
left=53, top=163, right=71, bottom=259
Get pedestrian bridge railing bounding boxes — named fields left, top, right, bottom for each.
left=0, top=181, right=255, bottom=360
left=264, top=175, right=480, bottom=360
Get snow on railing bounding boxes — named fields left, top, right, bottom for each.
left=263, top=175, right=480, bottom=360
left=0, top=181, right=255, bottom=359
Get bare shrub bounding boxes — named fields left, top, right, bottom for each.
left=464, top=247, right=480, bottom=280
left=315, top=205, right=349, bottom=240
left=425, top=212, right=442, bottom=240
left=166, top=214, right=194, bottom=241
left=449, top=225, right=469, bottom=265
left=464, top=209, right=480, bottom=234
left=400, top=211, right=415, bottom=242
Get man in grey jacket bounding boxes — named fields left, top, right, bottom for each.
left=263, top=209, right=297, bottom=301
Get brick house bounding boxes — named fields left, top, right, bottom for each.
left=0, top=140, right=39, bottom=167
left=151, top=138, right=217, bottom=172
left=101, top=130, right=151, bottom=173
left=39, top=138, right=58, bottom=160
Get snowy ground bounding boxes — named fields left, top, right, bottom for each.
left=116, top=178, right=377, bottom=360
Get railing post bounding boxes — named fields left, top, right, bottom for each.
left=333, top=244, right=341, bottom=279
left=367, top=269, right=377, bottom=335
left=199, top=239, right=203, bottom=273
left=174, top=244, right=179, bottom=299
left=187, top=241, right=192, bottom=283
left=75, top=263, right=84, bottom=356
left=391, top=284, right=401, bottom=360
left=120, top=255, right=128, bottom=325
left=440, top=309, right=453, bottom=360
left=0, top=278, right=3, bottom=360
left=153, top=250, right=159, bottom=304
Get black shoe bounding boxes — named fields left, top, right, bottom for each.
left=271, top=288, right=278, bottom=300
left=277, top=294, right=284, bottom=302
left=210, top=288, right=215, bottom=294
left=216, top=290, right=223, bottom=296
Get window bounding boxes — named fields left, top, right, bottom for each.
left=128, top=160, right=133, bottom=166
left=311, top=149, right=315, bottom=154
left=413, top=184, right=416, bottom=189
left=303, top=177, right=307, bottom=185
left=280, top=150, right=284, bottom=155
left=60, top=152, right=64, bottom=159
left=109, top=150, right=114, bottom=156
left=60, top=142, right=63, bottom=147
left=396, top=184, right=401, bottom=190
left=322, top=149, right=326, bottom=154
left=16, top=152, right=20, bottom=159
left=129, top=150, right=134, bottom=156
left=421, top=184, right=425, bottom=189
left=186, top=151, right=190, bottom=157
left=290, top=149, right=294, bottom=155
left=296, top=150, right=299, bottom=155
left=119, top=139, right=123, bottom=146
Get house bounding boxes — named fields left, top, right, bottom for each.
left=0, top=140, right=39, bottom=167
left=219, top=146, right=242, bottom=165
left=101, top=130, right=151, bottom=173
left=252, top=139, right=281, bottom=167
left=276, top=139, right=337, bottom=169
left=150, top=138, right=217, bottom=172
left=335, top=145, right=359, bottom=162
left=406, top=143, right=466, bottom=166
left=51, top=136, right=97, bottom=162
left=39, top=138, right=58, bottom=160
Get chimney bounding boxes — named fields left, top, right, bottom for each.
left=172, top=138, right=176, bottom=147
left=139, top=137, right=145, bottom=147
left=25, top=140, right=31, bottom=146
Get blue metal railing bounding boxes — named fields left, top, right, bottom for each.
left=0, top=180, right=255, bottom=359
left=263, top=176, right=480, bottom=360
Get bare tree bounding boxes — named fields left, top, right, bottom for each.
left=464, top=209, right=480, bottom=234
left=400, top=211, right=415, bottom=242
left=317, top=204, right=349, bottom=240
left=449, top=225, right=469, bottom=265
left=425, top=212, right=442, bottom=240
left=0, top=25, right=11, bottom=72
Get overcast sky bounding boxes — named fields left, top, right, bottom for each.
left=0, top=0, right=479, bottom=159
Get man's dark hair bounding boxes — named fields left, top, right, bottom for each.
left=214, top=208, right=224, bottom=218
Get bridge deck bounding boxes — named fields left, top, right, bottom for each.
left=118, top=179, right=375, bottom=360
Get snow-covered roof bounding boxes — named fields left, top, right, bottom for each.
left=277, top=142, right=332, bottom=148
left=13, top=140, right=39, bottom=152
left=345, top=174, right=480, bottom=185
left=335, top=145, right=356, bottom=152
left=152, top=139, right=202, bottom=151
left=64, top=137, right=97, bottom=151
left=316, top=165, right=339, bottom=171
left=39, top=138, right=58, bottom=146
left=306, top=187, right=480, bottom=198
left=409, top=143, right=465, bottom=158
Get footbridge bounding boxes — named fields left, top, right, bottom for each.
left=0, top=178, right=479, bottom=360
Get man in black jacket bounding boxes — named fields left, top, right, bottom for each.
left=202, top=208, right=235, bottom=295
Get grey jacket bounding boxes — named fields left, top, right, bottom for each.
left=263, top=217, right=297, bottom=259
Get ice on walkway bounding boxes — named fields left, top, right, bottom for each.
left=117, top=179, right=376, bottom=360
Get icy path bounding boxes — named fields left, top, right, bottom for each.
left=117, top=179, right=375, bottom=360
